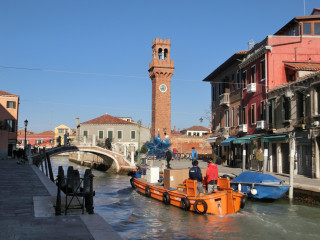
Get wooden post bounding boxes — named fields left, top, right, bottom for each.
left=55, top=173, right=62, bottom=215
left=42, top=149, right=48, bottom=177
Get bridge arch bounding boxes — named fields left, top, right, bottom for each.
left=33, top=145, right=132, bottom=173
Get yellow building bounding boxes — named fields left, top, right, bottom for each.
left=54, top=124, right=71, bottom=146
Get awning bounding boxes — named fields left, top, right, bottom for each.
left=263, top=134, right=287, bottom=143
left=232, top=134, right=262, bottom=144
left=206, top=136, right=218, bottom=143
left=220, top=137, right=237, bottom=146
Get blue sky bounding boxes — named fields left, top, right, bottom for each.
left=1, top=0, right=319, bottom=133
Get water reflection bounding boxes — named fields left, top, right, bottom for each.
left=50, top=156, right=320, bottom=240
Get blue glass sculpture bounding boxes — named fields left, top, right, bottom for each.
left=146, top=134, right=171, bottom=159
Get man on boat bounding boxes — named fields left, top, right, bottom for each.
left=189, top=160, right=204, bottom=194
left=206, top=159, right=218, bottom=192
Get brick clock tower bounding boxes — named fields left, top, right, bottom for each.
left=148, top=38, right=174, bottom=138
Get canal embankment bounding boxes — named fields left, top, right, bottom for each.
left=0, top=158, right=122, bottom=240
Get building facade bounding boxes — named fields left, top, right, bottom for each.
left=77, top=114, right=151, bottom=156
left=17, top=130, right=55, bottom=149
left=54, top=124, right=71, bottom=146
left=0, top=90, right=19, bottom=158
left=204, top=9, right=320, bottom=178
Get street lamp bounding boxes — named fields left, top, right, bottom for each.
left=137, top=120, right=141, bottom=165
left=24, top=119, right=28, bottom=149
left=199, top=117, right=203, bottom=123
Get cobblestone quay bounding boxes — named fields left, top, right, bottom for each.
left=0, top=159, right=122, bottom=240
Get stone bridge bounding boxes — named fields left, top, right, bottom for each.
left=30, top=145, right=135, bottom=173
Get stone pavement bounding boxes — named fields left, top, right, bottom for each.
left=0, top=159, right=122, bottom=240
left=148, top=158, right=320, bottom=193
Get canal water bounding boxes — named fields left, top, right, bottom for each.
left=51, top=156, right=320, bottom=240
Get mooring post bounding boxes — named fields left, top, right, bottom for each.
left=55, top=173, right=62, bottom=215
left=87, top=173, right=95, bottom=214
left=46, top=152, right=55, bottom=182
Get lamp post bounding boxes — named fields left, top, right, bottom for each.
left=137, top=120, right=141, bottom=165
left=24, top=119, right=28, bottom=149
left=199, top=117, right=203, bottom=123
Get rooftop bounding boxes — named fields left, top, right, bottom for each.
left=81, top=113, right=136, bottom=125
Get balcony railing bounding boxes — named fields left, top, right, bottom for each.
left=219, top=93, right=230, bottom=107
left=247, top=83, right=256, bottom=93
left=239, top=124, right=247, bottom=133
left=256, top=120, right=266, bottom=130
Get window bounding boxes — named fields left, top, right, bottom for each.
left=260, top=59, right=265, bottom=81
left=212, top=84, right=216, bottom=102
left=40, top=139, right=44, bottom=144
left=50, top=139, right=54, bottom=144
left=237, top=105, right=241, bottom=125
left=131, top=130, right=136, bottom=139
left=231, top=73, right=235, bottom=91
left=268, top=99, right=276, bottom=128
left=35, top=140, right=39, bottom=145
left=58, top=129, right=66, bottom=134
left=231, top=107, right=235, bottom=127
left=83, top=130, right=88, bottom=137
left=219, top=112, right=222, bottom=127
left=212, top=114, right=216, bottom=129
left=282, top=96, right=291, bottom=121
left=225, top=110, right=229, bottom=127
left=98, top=130, right=104, bottom=139
left=250, top=65, right=256, bottom=83
left=242, top=107, right=246, bottom=124
left=251, top=104, right=256, bottom=125
left=6, top=101, right=16, bottom=109
left=117, top=131, right=122, bottom=139
left=108, top=131, right=113, bottom=141
left=260, top=100, right=266, bottom=121
left=218, top=82, right=223, bottom=96
left=315, top=23, right=320, bottom=35
left=242, top=71, right=247, bottom=89
left=188, top=132, right=191, bottom=136
left=303, top=23, right=311, bottom=35
left=5, top=119, right=15, bottom=132
left=236, top=71, right=241, bottom=89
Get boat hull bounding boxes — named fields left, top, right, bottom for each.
left=132, top=178, right=245, bottom=215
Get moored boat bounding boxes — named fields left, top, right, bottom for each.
left=230, top=171, right=290, bottom=200
left=130, top=172, right=247, bottom=215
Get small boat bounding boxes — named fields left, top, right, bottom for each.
left=129, top=173, right=247, bottom=215
left=230, top=171, right=290, bottom=200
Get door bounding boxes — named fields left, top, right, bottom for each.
left=297, top=145, right=312, bottom=177
left=281, top=143, right=289, bottom=174
left=272, top=143, right=277, bottom=172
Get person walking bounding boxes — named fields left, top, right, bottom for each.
left=165, top=149, right=172, bottom=169
left=256, top=147, right=264, bottom=172
left=191, top=147, right=198, bottom=161
left=206, top=159, right=219, bottom=193
left=189, top=160, right=204, bottom=194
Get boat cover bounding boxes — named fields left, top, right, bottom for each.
left=232, top=171, right=282, bottom=184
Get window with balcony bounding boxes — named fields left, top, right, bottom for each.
left=6, top=101, right=16, bottom=109
left=250, top=65, right=256, bottom=83
left=260, top=100, right=266, bottom=121
left=251, top=104, right=256, bottom=125
left=260, top=59, right=265, bottom=81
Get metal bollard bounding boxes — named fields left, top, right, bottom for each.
left=55, top=173, right=62, bottom=215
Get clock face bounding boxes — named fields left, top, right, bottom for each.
left=159, top=84, right=167, bottom=93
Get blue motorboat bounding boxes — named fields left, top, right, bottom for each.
left=230, top=171, right=290, bottom=200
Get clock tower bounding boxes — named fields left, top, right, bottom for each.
left=149, top=38, right=174, bottom=138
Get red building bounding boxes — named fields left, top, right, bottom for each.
left=17, top=130, right=55, bottom=149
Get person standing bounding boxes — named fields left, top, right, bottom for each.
left=165, top=149, right=172, bottom=169
left=206, top=159, right=219, bottom=193
left=256, top=147, right=264, bottom=172
left=189, top=160, right=203, bottom=194
left=191, top=147, right=198, bottom=161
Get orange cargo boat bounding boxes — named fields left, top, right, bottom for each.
left=130, top=175, right=247, bottom=215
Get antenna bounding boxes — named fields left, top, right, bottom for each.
left=248, top=39, right=255, bottom=50
left=303, top=0, right=306, bottom=16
